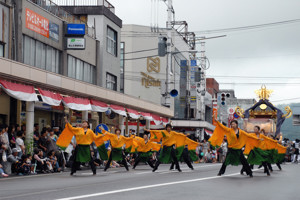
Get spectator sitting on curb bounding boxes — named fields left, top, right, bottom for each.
left=0, top=164, right=8, bottom=177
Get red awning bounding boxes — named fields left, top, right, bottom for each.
left=140, top=112, right=153, bottom=121
left=38, top=88, right=62, bottom=106
left=110, top=104, right=127, bottom=116
left=161, top=117, right=169, bottom=125
left=205, top=129, right=213, bottom=135
left=0, top=80, right=38, bottom=101
left=151, top=114, right=162, bottom=125
left=127, top=108, right=140, bottom=119
left=62, top=96, right=92, bottom=111
left=90, top=99, right=109, bottom=112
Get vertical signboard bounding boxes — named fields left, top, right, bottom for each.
left=213, top=102, right=218, bottom=126
left=25, top=8, right=49, bottom=38
left=49, top=22, right=59, bottom=42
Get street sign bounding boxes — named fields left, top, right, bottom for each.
left=66, top=24, right=85, bottom=35
left=180, top=60, right=187, bottom=67
left=191, top=60, right=197, bottom=66
left=66, top=38, right=86, bottom=50
left=228, top=107, right=235, bottom=114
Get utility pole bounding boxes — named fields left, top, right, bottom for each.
left=165, top=0, right=173, bottom=107
left=199, top=41, right=206, bottom=121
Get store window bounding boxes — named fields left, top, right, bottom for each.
left=107, top=26, right=117, bottom=56
left=67, top=55, right=95, bottom=84
left=120, top=42, right=125, bottom=93
left=23, top=35, right=61, bottom=74
left=0, top=42, right=4, bottom=57
left=106, top=72, right=117, bottom=91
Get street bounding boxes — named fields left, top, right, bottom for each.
left=0, top=163, right=299, bottom=200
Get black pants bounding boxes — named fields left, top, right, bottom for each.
left=71, top=146, right=96, bottom=174
left=133, top=153, right=154, bottom=169
left=242, top=162, right=270, bottom=175
left=153, top=146, right=180, bottom=171
left=219, top=149, right=252, bottom=176
left=170, top=148, right=193, bottom=170
left=104, top=150, right=128, bottom=171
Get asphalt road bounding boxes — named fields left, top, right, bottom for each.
left=0, top=163, right=299, bottom=200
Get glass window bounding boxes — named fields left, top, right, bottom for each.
left=67, top=54, right=96, bottom=84
left=23, top=35, right=60, bottom=73
left=106, top=73, right=117, bottom=91
left=106, top=27, right=117, bottom=56
left=67, top=55, right=76, bottom=78
left=0, top=43, right=4, bottom=57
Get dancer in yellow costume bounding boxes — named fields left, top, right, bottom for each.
left=209, top=117, right=254, bottom=177
left=101, top=128, right=133, bottom=171
left=132, top=134, right=161, bottom=169
left=57, top=117, right=106, bottom=175
left=147, top=124, right=187, bottom=172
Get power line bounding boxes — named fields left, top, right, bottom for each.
left=124, top=55, right=159, bottom=61
left=124, top=48, right=158, bottom=54
left=194, top=18, right=300, bottom=34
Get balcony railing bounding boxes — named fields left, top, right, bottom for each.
left=28, top=0, right=96, bottom=38
left=50, top=0, right=115, bottom=13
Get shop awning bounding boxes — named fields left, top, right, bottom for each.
left=62, top=96, right=92, bottom=111
left=140, top=112, right=153, bottom=121
left=110, top=104, right=127, bottom=116
left=161, top=117, right=169, bottom=125
left=38, top=88, right=62, bottom=106
left=151, top=114, right=162, bottom=125
left=0, top=79, right=38, bottom=101
left=127, top=108, right=140, bottom=119
left=90, top=99, right=109, bottom=112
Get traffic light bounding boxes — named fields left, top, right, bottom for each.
left=158, top=37, right=167, bottom=57
left=220, top=93, right=230, bottom=105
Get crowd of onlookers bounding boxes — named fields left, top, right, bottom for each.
left=0, top=123, right=65, bottom=177
left=1, top=123, right=300, bottom=178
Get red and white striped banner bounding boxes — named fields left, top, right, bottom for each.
left=0, top=80, right=38, bottom=101
left=38, top=88, right=62, bottom=106
left=161, top=117, right=169, bottom=125
left=110, top=104, right=127, bottom=116
left=62, top=96, right=92, bottom=111
left=140, top=112, right=153, bottom=121
left=151, top=114, right=162, bottom=125
left=127, top=108, right=140, bottom=119
left=90, top=99, right=109, bottom=112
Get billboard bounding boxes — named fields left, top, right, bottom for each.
left=25, top=8, right=49, bottom=38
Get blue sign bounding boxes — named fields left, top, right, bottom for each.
left=95, top=124, right=109, bottom=135
left=191, top=60, right=197, bottom=66
left=66, top=24, right=85, bottom=35
left=49, top=22, right=59, bottom=42
left=180, top=60, right=187, bottom=67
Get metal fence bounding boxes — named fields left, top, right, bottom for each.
left=51, top=0, right=115, bottom=12
left=28, top=0, right=96, bottom=38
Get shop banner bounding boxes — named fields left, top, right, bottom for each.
left=62, top=96, right=92, bottom=111
left=90, top=99, right=109, bottom=112
left=140, top=112, right=153, bottom=121
left=25, top=8, right=49, bottom=38
left=0, top=80, right=38, bottom=102
left=110, top=104, right=127, bottom=116
left=127, top=108, right=140, bottom=119
left=38, top=88, right=62, bottom=106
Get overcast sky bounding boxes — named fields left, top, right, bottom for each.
left=110, top=0, right=300, bottom=105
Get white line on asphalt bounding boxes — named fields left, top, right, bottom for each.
left=55, top=171, right=242, bottom=200
left=135, top=164, right=222, bottom=175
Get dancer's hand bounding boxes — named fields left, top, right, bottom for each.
left=64, top=116, right=68, bottom=124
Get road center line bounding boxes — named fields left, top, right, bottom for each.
left=55, top=172, right=241, bottom=200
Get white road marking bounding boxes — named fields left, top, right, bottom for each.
left=135, top=164, right=222, bottom=175
left=55, top=171, right=245, bottom=200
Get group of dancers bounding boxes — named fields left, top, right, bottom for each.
left=56, top=118, right=199, bottom=175
left=209, top=116, right=286, bottom=178
left=56, top=116, right=286, bottom=177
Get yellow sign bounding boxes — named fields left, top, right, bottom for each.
left=141, top=72, right=161, bottom=88
left=147, top=57, right=160, bottom=73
